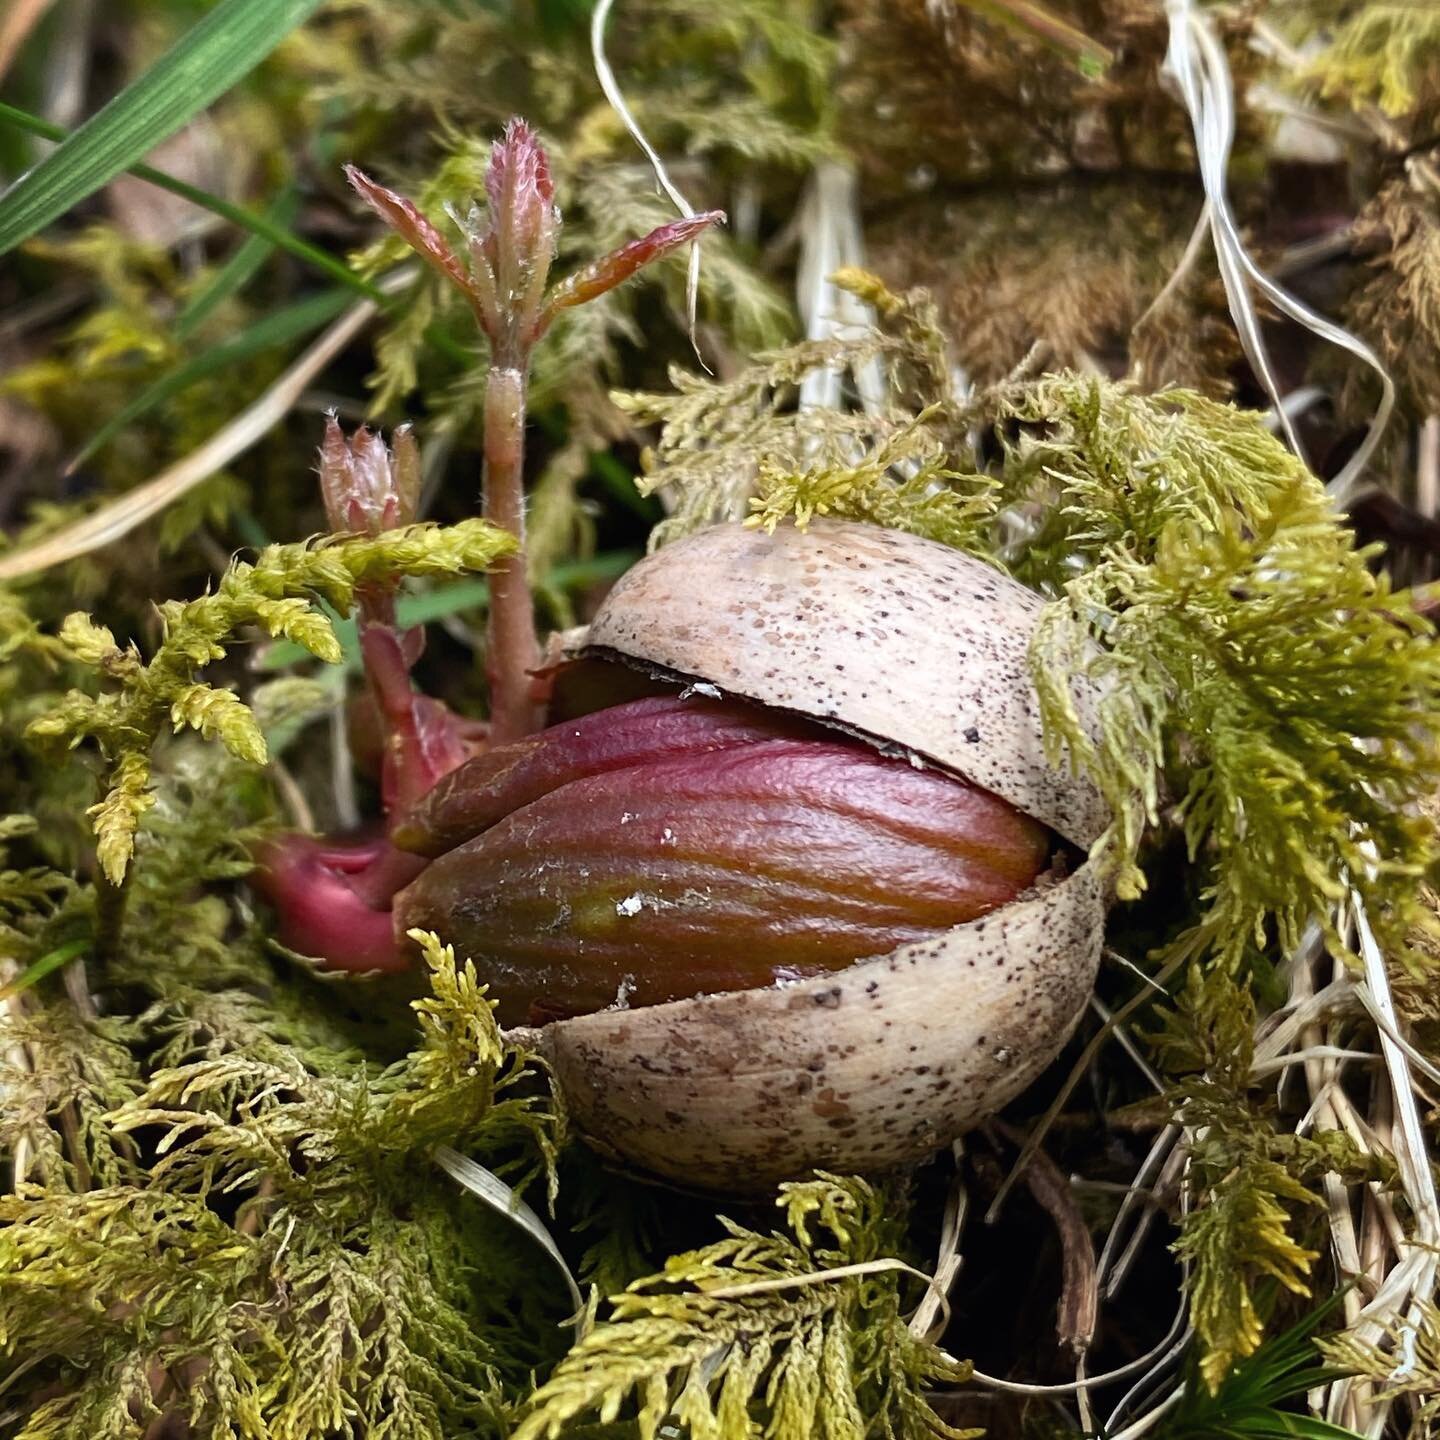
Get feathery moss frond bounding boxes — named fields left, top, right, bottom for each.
left=745, top=415, right=997, bottom=554
left=617, top=272, right=969, bottom=548
left=1295, top=0, right=1440, bottom=118
left=1011, top=377, right=1440, bottom=962
left=85, top=753, right=154, bottom=887
left=27, top=517, right=515, bottom=885
left=0, top=923, right=565, bottom=1440
left=0, top=1000, right=142, bottom=1192
left=1320, top=1300, right=1440, bottom=1432
left=1343, top=181, right=1440, bottom=421
left=1152, top=968, right=1392, bottom=1391
left=0, top=815, right=74, bottom=934
left=516, top=1174, right=975, bottom=1440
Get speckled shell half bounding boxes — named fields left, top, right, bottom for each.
left=541, top=860, right=1105, bottom=1191
left=524, top=520, right=1111, bottom=1191
left=581, top=517, right=1108, bottom=850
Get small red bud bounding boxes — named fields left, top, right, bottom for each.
left=318, top=414, right=421, bottom=537
left=484, top=118, right=557, bottom=253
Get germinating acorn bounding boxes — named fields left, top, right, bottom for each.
left=393, top=517, right=1111, bottom=1190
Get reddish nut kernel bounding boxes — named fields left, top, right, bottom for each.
left=392, top=695, right=1051, bottom=1025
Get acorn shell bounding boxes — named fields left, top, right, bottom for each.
left=536, top=518, right=1109, bottom=1191
left=580, top=518, right=1107, bottom=850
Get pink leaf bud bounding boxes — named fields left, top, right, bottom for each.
left=317, top=415, right=422, bottom=537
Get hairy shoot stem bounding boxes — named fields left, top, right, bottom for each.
left=483, top=365, right=541, bottom=744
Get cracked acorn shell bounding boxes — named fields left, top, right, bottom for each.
left=533, top=517, right=1110, bottom=1191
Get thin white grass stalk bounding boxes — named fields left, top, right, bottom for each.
left=1272, top=226, right=1356, bottom=279
left=1163, top=0, right=1395, bottom=497
left=1103, top=946, right=1172, bottom=997
left=986, top=951, right=1188, bottom=1222
left=1089, top=994, right=1166, bottom=1092
left=1103, top=1141, right=1186, bottom=1303
left=1132, top=199, right=1210, bottom=339
left=1075, top=1352, right=1093, bottom=1434
left=60, top=951, right=95, bottom=1021
left=909, top=1140, right=967, bottom=1342
left=971, top=1120, right=1193, bottom=1418
left=1359, top=1186, right=1405, bottom=1267
left=1353, top=899, right=1440, bottom=1231
left=797, top=164, right=851, bottom=417
left=964, top=1298, right=1189, bottom=1399
left=328, top=694, right=358, bottom=831
left=1291, top=932, right=1366, bottom=1342
left=40, top=0, right=94, bottom=130
left=1354, top=977, right=1440, bottom=1089
left=1252, top=1046, right=1378, bottom=1077
left=1260, top=385, right=1330, bottom=434
left=1106, top=1383, right=1184, bottom=1440
left=1336, top=898, right=1440, bottom=1435
left=433, top=1144, right=585, bottom=1337
left=590, top=0, right=706, bottom=357
left=1324, top=1171, right=1366, bottom=1308
left=1252, top=976, right=1358, bottom=1066
left=1246, top=85, right=1373, bottom=145
left=268, top=757, right=316, bottom=833
left=705, top=1257, right=937, bottom=1301
left=0, top=958, right=35, bottom=1188
left=1418, top=417, right=1440, bottom=521
left=795, top=161, right=890, bottom=421
left=1103, top=1173, right=1193, bottom=1435
left=1360, top=1081, right=1396, bottom=1291
left=1088, top=985, right=1173, bottom=1305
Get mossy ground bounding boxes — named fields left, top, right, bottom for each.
left=2, top=2, right=1440, bottom=1437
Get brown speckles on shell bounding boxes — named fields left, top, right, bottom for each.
left=533, top=518, right=1113, bottom=1191
left=541, top=860, right=1106, bottom=1192
left=583, top=518, right=1107, bottom=849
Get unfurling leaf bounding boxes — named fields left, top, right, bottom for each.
left=345, top=164, right=476, bottom=303
left=541, top=210, right=726, bottom=327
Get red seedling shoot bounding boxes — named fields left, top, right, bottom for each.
left=346, top=119, right=723, bottom=746
left=257, top=120, right=722, bottom=972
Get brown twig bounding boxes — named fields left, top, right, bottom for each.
left=990, top=1120, right=1098, bottom=1358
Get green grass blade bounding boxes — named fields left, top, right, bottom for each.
left=177, top=185, right=301, bottom=338
left=0, top=939, right=88, bottom=1003
left=68, top=288, right=352, bottom=472
left=1155, top=1292, right=1362, bottom=1440
left=0, top=100, right=476, bottom=376
left=0, top=103, right=485, bottom=374
left=0, top=0, right=328, bottom=258
left=0, top=100, right=376, bottom=300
